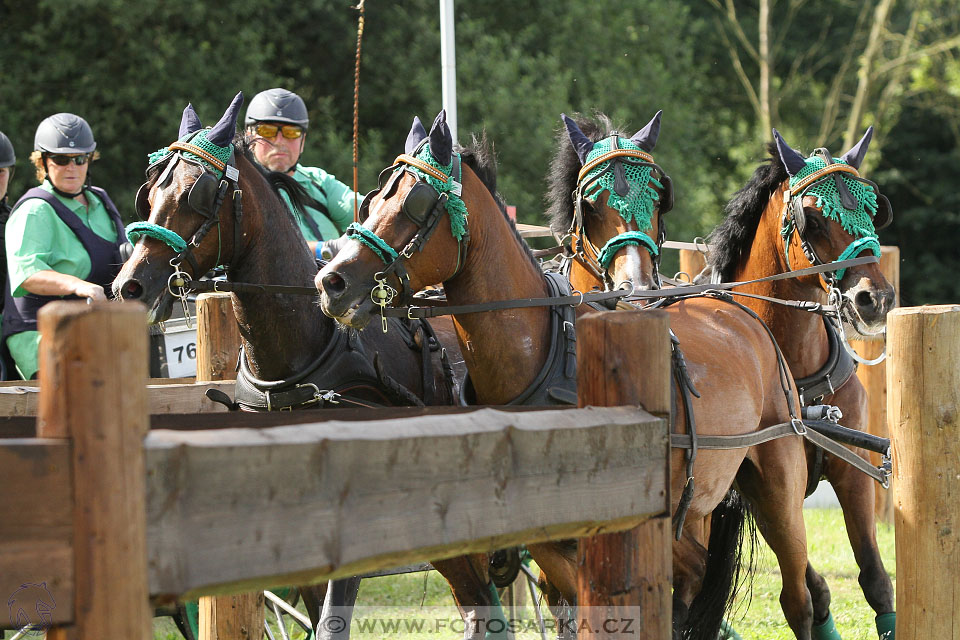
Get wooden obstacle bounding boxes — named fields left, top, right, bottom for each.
left=887, top=304, right=960, bottom=640
left=0, top=302, right=671, bottom=638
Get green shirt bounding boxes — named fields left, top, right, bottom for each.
left=4, top=181, right=119, bottom=378
left=279, top=164, right=360, bottom=243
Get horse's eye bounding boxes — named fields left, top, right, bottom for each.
left=806, top=210, right=827, bottom=233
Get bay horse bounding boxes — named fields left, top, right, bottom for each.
left=566, top=116, right=897, bottom=638
left=703, top=129, right=896, bottom=639
left=317, top=110, right=816, bottom=639
left=112, top=94, right=499, bottom=639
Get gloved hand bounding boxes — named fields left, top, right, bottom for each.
left=321, top=234, right=351, bottom=261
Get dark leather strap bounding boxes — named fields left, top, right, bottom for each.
left=794, top=316, right=857, bottom=404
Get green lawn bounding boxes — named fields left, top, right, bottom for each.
left=4, top=507, right=894, bottom=639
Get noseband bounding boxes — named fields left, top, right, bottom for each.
left=566, top=136, right=673, bottom=290
left=344, top=147, right=467, bottom=330
left=126, top=133, right=243, bottom=281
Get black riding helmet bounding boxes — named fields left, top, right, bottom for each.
left=34, top=113, right=97, bottom=154
left=0, top=131, right=14, bottom=168
left=244, top=88, right=309, bottom=128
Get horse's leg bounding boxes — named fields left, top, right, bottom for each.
left=739, top=452, right=814, bottom=640
left=300, top=583, right=328, bottom=631
left=316, top=577, right=361, bottom=639
left=822, top=386, right=896, bottom=635
left=671, top=528, right=707, bottom=639
left=527, top=540, right=578, bottom=637
left=537, top=573, right=576, bottom=640
left=433, top=554, right=507, bottom=640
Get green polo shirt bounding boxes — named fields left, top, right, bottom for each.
left=279, top=164, right=360, bottom=243
left=4, top=181, right=119, bottom=378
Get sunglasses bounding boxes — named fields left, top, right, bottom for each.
left=47, top=154, right=91, bottom=166
left=253, top=123, right=303, bottom=140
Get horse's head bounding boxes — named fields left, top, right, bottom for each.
left=113, top=93, right=245, bottom=322
left=318, top=111, right=474, bottom=329
left=547, top=112, right=672, bottom=296
left=772, top=127, right=895, bottom=337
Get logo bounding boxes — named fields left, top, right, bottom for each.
left=8, top=583, right=56, bottom=636
left=276, top=110, right=283, bottom=116
left=68, top=141, right=75, bottom=147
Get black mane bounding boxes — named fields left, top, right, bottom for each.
left=456, top=133, right=541, bottom=272
left=706, top=143, right=788, bottom=281
left=545, top=113, right=622, bottom=234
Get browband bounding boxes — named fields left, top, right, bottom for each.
left=788, top=163, right=860, bottom=198
left=394, top=153, right=449, bottom=183
left=577, top=148, right=655, bottom=182
left=168, top=141, right=227, bottom=172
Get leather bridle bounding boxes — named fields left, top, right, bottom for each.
left=565, top=136, right=673, bottom=291
left=779, top=148, right=892, bottom=289
left=127, top=134, right=243, bottom=281
left=345, top=146, right=466, bottom=320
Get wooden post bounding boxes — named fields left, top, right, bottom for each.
left=576, top=310, right=671, bottom=639
left=196, top=292, right=241, bottom=382
left=887, top=305, right=960, bottom=640
left=851, top=246, right=899, bottom=523
left=678, top=249, right=706, bottom=282
left=36, top=301, right=151, bottom=640
left=194, top=293, right=263, bottom=640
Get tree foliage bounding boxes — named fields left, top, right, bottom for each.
left=0, top=0, right=956, bottom=302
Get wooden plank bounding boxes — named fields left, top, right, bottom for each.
left=888, top=305, right=960, bottom=640
left=576, top=310, right=672, bottom=640
left=678, top=248, right=707, bottom=281
left=852, top=245, right=899, bottom=524
left=0, top=381, right=233, bottom=418
left=516, top=223, right=554, bottom=238
left=37, top=301, right=152, bottom=640
left=144, top=406, right=667, bottom=599
left=0, top=439, right=74, bottom=628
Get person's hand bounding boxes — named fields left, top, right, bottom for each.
left=75, top=281, right=107, bottom=302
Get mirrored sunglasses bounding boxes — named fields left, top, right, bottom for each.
left=48, top=154, right=90, bottom=166
left=254, top=123, right=303, bottom=140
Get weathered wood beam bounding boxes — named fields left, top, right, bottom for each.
left=145, top=405, right=667, bottom=599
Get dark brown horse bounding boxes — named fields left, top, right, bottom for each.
left=112, top=95, right=498, bottom=639
left=318, top=111, right=817, bottom=640
left=703, top=129, right=896, bottom=639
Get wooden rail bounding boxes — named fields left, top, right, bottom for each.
left=0, top=302, right=670, bottom=637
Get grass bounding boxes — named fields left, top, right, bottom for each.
left=2, top=508, right=894, bottom=639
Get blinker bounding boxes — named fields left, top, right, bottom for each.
left=402, top=182, right=440, bottom=224
left=188, top=172, right=219, bottom=217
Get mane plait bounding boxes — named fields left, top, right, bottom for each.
left=706, top=143, right=788, bottom=281
left=545, top=113, right=617, bottom=234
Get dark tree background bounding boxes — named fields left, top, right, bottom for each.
left=1, top=0, right=956, bottom=303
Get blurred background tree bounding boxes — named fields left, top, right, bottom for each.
left=0, top=0, right=956, bottom=302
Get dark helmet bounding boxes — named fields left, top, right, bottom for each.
left=0, top=131, right=14, bottom=168
left=245, top=88, right=309, bottom=128
left=34, top=113, right=97, bottom=154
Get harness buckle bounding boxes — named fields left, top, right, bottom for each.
left=791, top=418, right=808, bottom=436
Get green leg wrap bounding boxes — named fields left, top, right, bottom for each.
left=876, top=612, right=896, bottom=639
left=813, top=611, right=843, bottom=640
left=184, top=600, right=200, bottom=639
left=484, top=581, right=510, bottom=640
left=719, top=618, right=744, bottom=639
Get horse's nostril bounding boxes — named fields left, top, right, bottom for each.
left=120, top=280, right=144, bottom=300
left=855, top=289, right=875, bottom=309
left=322, top=272, right=346, bottom=296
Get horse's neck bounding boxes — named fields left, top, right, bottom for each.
left=445, top=198, right=552, bottom=405
left=732, top=195, right=830, bottom=379
left=229, top=177, right=335, bottom=381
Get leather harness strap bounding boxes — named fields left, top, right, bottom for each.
left=167, top=141, right=228, bottom=172
left=576, top=148, right=655, bottom=182
left=393, top=153, right=450, bottom=183
left=788, top=163, right=860, bottom=198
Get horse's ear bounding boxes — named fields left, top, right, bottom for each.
left=840, top=126, right=874, bottom=170
left=179, top=103, right=202, bottom=139
left=772, top=128, right=807, bottom=177
left=561, top=114, right=593, bottom=164
left=207, top=91, right=244, bottom=147
left=428, top=110, right=452, bottom=166
left=629, top=110, right=662, bottom=152
left=405, top=116, right=427, bottom=154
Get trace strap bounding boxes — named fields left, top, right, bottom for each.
left=381, top=255, right=879, bottom=319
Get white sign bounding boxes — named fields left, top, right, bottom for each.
left=162, top=322, right=198, bottom=378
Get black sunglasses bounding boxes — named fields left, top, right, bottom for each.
left=47, top=154, right=91, bottom=166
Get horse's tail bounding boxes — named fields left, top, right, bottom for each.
left=683, top=489, right=756, bottom=640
